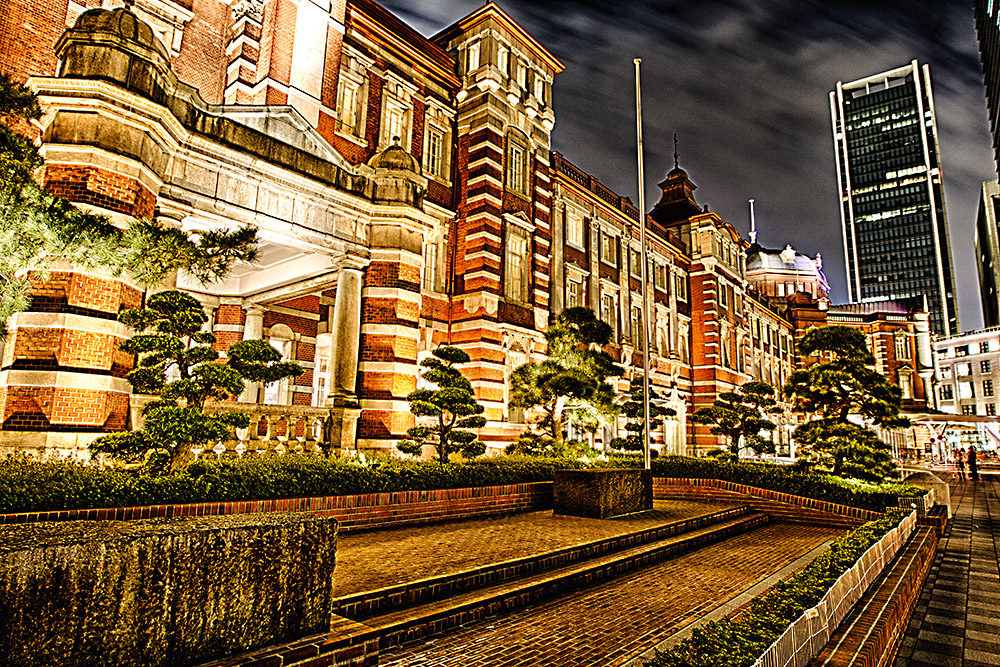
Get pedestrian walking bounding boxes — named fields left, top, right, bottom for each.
left=956, top=448, right=967, bottom=481
left=969, top=446, right=980, bottom=482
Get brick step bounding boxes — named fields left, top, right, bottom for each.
left=358, top=511, right=770, bottom=650
left=332, top=504, right=755, bottom=621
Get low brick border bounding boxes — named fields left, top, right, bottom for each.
left=1, top=477, right=886, bottom=532
left=0, top=482, right=553, bottom=533
left=807, top=525, right=938, bottom=667
left=653, top=478, right=883, bottom=527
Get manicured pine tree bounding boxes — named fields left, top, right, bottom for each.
left=690, top=381, right=780, bottom=457
left=783, top=325, right=909, bottom=481
left=508, top=306, right=623, bottom=451
left=396, top=345, right=487, bottom=462
left=610, top=376, right=676, bottom=452
left=91, top=291, right=303, bottom=471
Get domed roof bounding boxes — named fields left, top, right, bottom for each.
left=666, top=166, right=688, bottom=179
left=71, top=6, right=168, bottom=60
left=367, top=139, right=420, bottom=173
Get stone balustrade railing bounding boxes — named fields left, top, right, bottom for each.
left=129, top=396, right=332, bottom=457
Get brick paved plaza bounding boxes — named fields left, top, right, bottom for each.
left=896, top=475, right=1000, bottom=667
left=332, top=501, right=844, bottom=666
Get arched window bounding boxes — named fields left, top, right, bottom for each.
left=263, top=323, right=295, bottom=405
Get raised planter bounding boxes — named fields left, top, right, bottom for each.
left=553, top=468, right=652, bottom=519
left=0, top=512, right=338, bottom=667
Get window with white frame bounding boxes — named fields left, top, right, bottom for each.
left=719, top=280, right=728, bottom=308
left=894, top=331, right=910, bottom=360
left=566, top=275, right=583, bottom=308
left=898, top=368, right=912, bottom=399
left=654, top=262, right=666, bottom=290
left=336, top=63, right=367, bottom=138
left=380, top=79, right=413, bottom=148
left=264, top=327, right=295, bottom=406
left=675, top=273, right=687, bottom=300
left=467, top=41, right=480, bottom=73
left=383, top=104, right=407, bottom=145
left=312, top=334, right=332, bottom=407
left=533, top=72, right=544, bottom=102
left=631, top=306, right=643, bottom=345
left=566, top=209, right=585, bottom=248
left=600, top=292, right=617, bottom=337
left=517, top=60, right=527, bottom=88
left=507, top=136, right=529, bottom=195
left=424, top=125, right=446, bottom=178
left=630, top=248, right=641, bottom=277
left=505, top=223, right=530, bottom=301
left=423, top=240, right=438, bottom=291
left=600, top=231, right=617, bottom=266
left=498, top=45, right=509, bottom=76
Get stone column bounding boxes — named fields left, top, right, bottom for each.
left=588, top=217, right=600, bottom=312
left=239, top=304, right=266, bottom=403
left=620, top=229, right=632, bottom=344
left=551, top=196, right=565, bottom=314
left=325, top=264, right=363, bottom=451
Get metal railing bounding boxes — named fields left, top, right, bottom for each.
left=751, top=510, right=917, bottom=667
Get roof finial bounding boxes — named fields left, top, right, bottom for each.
left=748, top=198, right=758, bottom=244
left=673, top=133, right=679, bottom=170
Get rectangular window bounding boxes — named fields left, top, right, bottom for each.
left=566, top=210, right=585, bottom=248
left=517, top=60, right=527, bottom=88
left=383, top=105, right=408, bottom=146
left=895, top=333, right=910, bottom=360
left=982, top=341, right=991, bottom=354
left=424, top=126, right=445, bottom=178
left=498, top=46, right=509, bottom=76
left=940, top=385, right=953, bottom=400
left=566, top=276, right=582, bottom=308
left=955, top=345, right=969, bottom=357
left=983, top=360, right=992, bottom=373
left=676, top=274, right=687, bottom=300
left=735, top=291, right=743, bottom=316
left=962, top=404, right=977, bottom=416
left=631, top=306, right=642, bottom=345
left=719, top=280, right=728, bottom=308
left=988, top=403, right=997, bottom=416
left=337, top=77, right=365, bottom=136
left=654, top=263, right=666, bottom=290
left=600, top=232, right=617, bottom=266
left=630, top=248, right=641, bottom=277
left=467, top=41, right=480, bottom=72
left=960, top=381, right=975, bottom=399
left=422, top=241, right=438, bottom=291
left=504, top=224, right=529, bottom=301
left=534, top=73, right=544, bottom=102
left=958, top=363, right=971, bottom=377
left=600, top=293, right=616, bottom=337
left=986, top=379, right=994, bottom=397
left=507, top=140, right=528, bottom=195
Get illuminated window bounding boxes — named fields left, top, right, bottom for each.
left=983, top=360, right=992, bottom=373
left=505, top=224, right=530, bottom=301
left=894, top=331, right=909, bottom=360
left=507, top=138, right=528, bottom=195
left=985, top=379, right=994, bottom=398
left=424, top=126, right=445, bottom=178
left=467, top=41, right=480, bottom=72
left=600, top=232, right=617, bottom=266
left=566, top=210, right=585, bottom=248
left=423, top=241, right=438, bottom=291
left=600, top=292, right=617, bottom=337
left=566, top=276, right=583, bottom=308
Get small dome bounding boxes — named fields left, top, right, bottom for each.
left=666, top=166, right=687, bottom=179
left=72, top=6, right=168, bottom=59
left=367, top=140, right=420, bottom=173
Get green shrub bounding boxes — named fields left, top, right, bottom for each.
left=606, top=455, right=925, bottom=512
left=645, top=509, right=911, bottom=667
left=0, top=454, right=588, bottom=514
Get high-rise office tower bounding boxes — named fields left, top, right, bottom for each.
left=974, top=0, right=1000, bottom=183
left=830, top=61, right=958, bottom=336
left=975, top=180, right=1000, bottom=327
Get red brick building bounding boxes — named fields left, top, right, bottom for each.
left=0, top=0, right=932, bottom=459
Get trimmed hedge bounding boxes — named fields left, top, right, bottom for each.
left=606, top=455, right=925, bottom=512
left=0, top=453, right=925, bottom=515
left=645, top=508, right=911, bottom=667
left=0, top=454, right=588, bottom=514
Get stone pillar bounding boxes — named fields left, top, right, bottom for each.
left=239, top=304, right=265, bottom=403
left=620, top=229, right=632, bottom=344
left=326, top=264, right=363, bottom=450
left=551, top=196, right=565, bottom=315
left=588, top=217, right=600, bottom=312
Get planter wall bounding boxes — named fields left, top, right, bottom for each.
left=553, top=468, right=652, bottom=519
left=0, top=512, right=338, bottom=667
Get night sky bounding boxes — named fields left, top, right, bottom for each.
left=381, top=0, right=996, bottom=332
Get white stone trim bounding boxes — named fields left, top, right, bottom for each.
left=358, top=362, right=420, bottom=373
left=7, top=312, right=131, bottom=337
left=360, top=324, right=420, bottom=337
left=0, top=370, right=131, bottom=393
left=362, top=287, right=422, bottom=302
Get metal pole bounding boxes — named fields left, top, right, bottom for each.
left=634, top=58, right=652, bottom=471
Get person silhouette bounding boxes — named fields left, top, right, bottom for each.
left=956, top=448, right=967, bottom=482
left=968, top=446, right=980, bottom=482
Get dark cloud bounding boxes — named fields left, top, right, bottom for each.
left=381, top=0, right=995, bottom=330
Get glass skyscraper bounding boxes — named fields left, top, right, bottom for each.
left=830, top=61, right=958, bottom=336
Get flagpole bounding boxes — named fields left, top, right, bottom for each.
left=634, top=58, right=652, bottom=471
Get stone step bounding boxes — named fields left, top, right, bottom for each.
left=332, top=504, right=755, bottom=621
left=358, top=511, right=770, bottom=650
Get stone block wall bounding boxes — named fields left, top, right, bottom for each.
left=0, top=512, right=339, bottom=667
